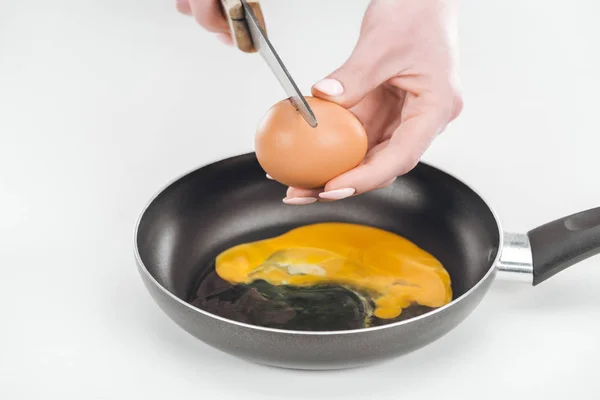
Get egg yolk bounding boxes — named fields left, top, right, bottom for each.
left=215, top=223, right=452, bottom=320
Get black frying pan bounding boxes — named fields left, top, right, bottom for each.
left=134, top=152, right=600, bottom=370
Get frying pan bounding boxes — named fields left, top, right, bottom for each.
left=134, top=152, right=600, bottom=370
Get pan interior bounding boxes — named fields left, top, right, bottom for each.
left=136, top=153, right=500, bottom=327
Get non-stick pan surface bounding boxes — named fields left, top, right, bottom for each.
left=135, top=153, right=501, bottom=369
left=134, top=152, right=600, bottom=370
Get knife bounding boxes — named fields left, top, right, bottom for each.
left=220, top=0, right=318, bottom=128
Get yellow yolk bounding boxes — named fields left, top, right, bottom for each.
left=215, top=223, right=452, bottom=319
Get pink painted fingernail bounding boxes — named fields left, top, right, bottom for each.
left=319, top=188, right=355, bottom=200
left=283, top=197, right=317, bottom=205
left=215, top=33, right=233, bottom=46
left=312, top=78, right=344, bottom=97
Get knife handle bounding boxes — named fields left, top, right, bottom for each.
left=219, top=0, right=266, bottom=53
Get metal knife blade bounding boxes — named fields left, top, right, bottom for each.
left=240, top=0, right=318, bottom=128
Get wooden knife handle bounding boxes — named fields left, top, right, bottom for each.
left=219, top=0, right=266, bottom=53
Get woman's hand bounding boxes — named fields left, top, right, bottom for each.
left=176, top=0, right=234, bottom=45
left=284, top=0, right=463, bottom=204
left=176, top=0, right=463, bottom=204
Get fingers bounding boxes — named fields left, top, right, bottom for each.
left=282, top=178, right=395, bottom=205
left=176, top=0, right=192, bottom=15
left=312, top=75, right=461, bottom=202
left=280, top=89, right=459, bottom=205
left=176, top=0, right=233, bottom=45
left=276, top=116, right=432, bottom=205
left=319, top=111, right=443, bottom=200
left=279, top=142, right=398, bottom=205
left=214, top=32, right=234, bottom=46
left=283, top=187, right=320, bottom=205
left=188, top=0, right=230, bottom=33
left=311, top=36, right=392, bottom=110
left=266, top=176, right=321, bottom=205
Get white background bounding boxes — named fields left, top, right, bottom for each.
left=1, top=0, right=600, bottom=398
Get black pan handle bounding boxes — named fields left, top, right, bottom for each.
left=528, top=206, right=600, bottom=285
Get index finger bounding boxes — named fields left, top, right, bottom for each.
left=321, top=112, right=444, bottom=198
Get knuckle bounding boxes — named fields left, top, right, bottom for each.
left=450, top=90, right=464, bottom=120
left=378, top=177, right=397, bottom=189
left=405, top=155, right=421, bottom=172
left=429, top=87, right=463, bottom=122
left=194, top=13, right=220, bottom=32
left=193, top=13, right=209, bottom=29
left=396, top=154, right=420, bottom=176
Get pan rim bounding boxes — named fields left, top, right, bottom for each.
left=133, top=152, right=504, bottom=336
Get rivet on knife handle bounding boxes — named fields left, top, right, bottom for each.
left=220, top=0, right=266, bottom=53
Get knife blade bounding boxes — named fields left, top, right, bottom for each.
left=240, top=0, right=318, bottom=128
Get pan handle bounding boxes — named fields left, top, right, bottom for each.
left=220, top=0, right=266, bottom=53
left=527, top=206, right=600, bottom=285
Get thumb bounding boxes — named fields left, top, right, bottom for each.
left=311, top=40, right=387, bottom=109
left=319, top=112, right=442, bottom=199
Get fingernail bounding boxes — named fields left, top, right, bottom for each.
left=266, top=174, right=273, bottom=180
left=215, top=33, right=233, bottom=46
left=312, top=78, right=344, bottom=97
left=283, top=197, right=317, bottom=205
left=319, top=188, right=355, bottom=200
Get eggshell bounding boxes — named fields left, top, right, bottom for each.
left=254, top=96, right=368, bottom=189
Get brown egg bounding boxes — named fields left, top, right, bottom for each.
left=254, top=96, right=368, bottom=189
